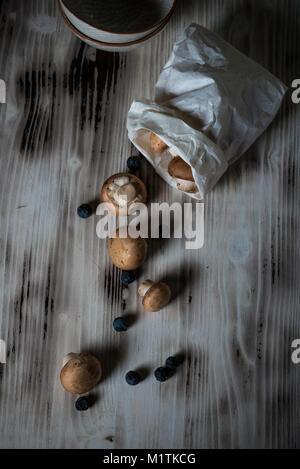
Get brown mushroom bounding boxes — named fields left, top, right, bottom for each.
left=60, top=353, right=102, bottom=394
left=108, top=228, right=147, bottom=270
left=138, top=280, right=171, bottom=312
left=149, top=132, right=168, bottom=153
left=101, top=173, right=147, bottom=215
left=168, top=156, right=198, bottom=194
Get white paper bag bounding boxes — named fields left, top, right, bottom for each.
left=127, top=23, right=287, bottom=199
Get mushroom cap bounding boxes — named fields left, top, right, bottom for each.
left=168, top=156, right=194, bottom=182
left=101, top=172, right=147, bottom=215
left=150, top=132, right=168, bottom=153
left=60, top=353, right=102, bottom=394
left=108, top=228, right=147, bottom=270
left=142, top=282, right=171, bottom=312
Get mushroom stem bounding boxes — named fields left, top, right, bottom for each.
left=138, top=280, right=153, bottom=297
left=101, top=173, right=147, bottom=216
left=62, top=352, right=78, bottom=367
left=114, top=175, right=130, bottom=186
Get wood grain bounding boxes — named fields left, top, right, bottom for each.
left=0, top=0, right=299, bottom=449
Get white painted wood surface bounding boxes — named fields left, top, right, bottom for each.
left=0, top=0, right=299, bottom=449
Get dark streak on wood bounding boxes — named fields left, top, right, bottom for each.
left=68, top=46, right=121, bottom=131
left=186, top=356, right=191, bottom=387
left=18, top=254, right=27, bottom=334
left=44, top=265, right=52, bottom=339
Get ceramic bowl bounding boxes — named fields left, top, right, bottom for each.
left=60, top=0, right=176, bottom=44
left=58, top=1, right=174, bottom=52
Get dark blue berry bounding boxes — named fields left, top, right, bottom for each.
left=154, top=367, right=173, bottom=382
left=75, top=396, right=89, bottom=411
left=121, top=270, right=136, bottom=286
left=127, top=156, right=141, bottom=172
left=166, top=356, right=182, bottom=370
left=77, top=204, right=92, bottom=218
left=125, top=370, right=141, bottom=385
left=113, top=317, right=129, bottom=332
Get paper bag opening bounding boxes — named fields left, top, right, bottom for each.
left=127, top=100, right=228, bottom=200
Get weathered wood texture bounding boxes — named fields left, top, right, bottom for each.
left=0, top=0, right=299, bottom=449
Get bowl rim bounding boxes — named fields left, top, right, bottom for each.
left=60, top=0, right=177, bottom=35
left=58, top=0, right=174, bottom=47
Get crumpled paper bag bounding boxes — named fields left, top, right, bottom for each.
left=127, top=23, right=287, bottom=199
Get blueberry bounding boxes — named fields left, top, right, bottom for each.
left=77, top=204, right=92, bottom=218
left=113, top=317, right=129, bottom=332
left=75, top=396, right=89, bottom=411
left=154, top=367, right=174, bottom=382
left=166, top=356, right=182, bottom=370
left=127, top=156, right=141, bottom=172
left=125, top=370, right=141, bottom=385
left=121, top=270, right=136, bottom=286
